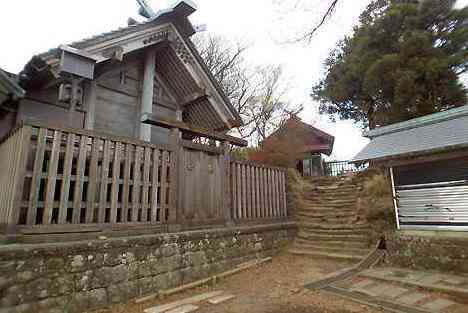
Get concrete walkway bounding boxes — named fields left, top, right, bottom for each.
left=331, top=267, right=468, bottom=313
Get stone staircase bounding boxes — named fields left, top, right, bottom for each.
left=289, top=175, right=372, bottom=261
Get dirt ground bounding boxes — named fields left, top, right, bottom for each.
left=90, top=253, right=383, bottom=313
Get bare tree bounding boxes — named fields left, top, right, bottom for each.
left=275, top=0, right=340, bottom=43
left=192, top=34, right=302, bottom=145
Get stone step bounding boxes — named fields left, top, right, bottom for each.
left=303, top=198, right=358, bottom=204
left=294, top=237, right=369, bottom=249
left=296, top=210, right=358, bottom=218
left=297, top=227, right=369, bottom=236
left=303, top=188, right=359, bottom=194
left=296, top=216, right=359, bottom=224
left=297, top=222, right=369, bottom=231
left=358, top=268, right=468, bottom=299
left=297, top=232, right=368, bottom=242
left=292, top=243, right=371, bottom=256
left=313, top=189, right=361, bottom=195
left=288, top=248, right=365, bottom=262
left=304, top=194, right=358, bottom=203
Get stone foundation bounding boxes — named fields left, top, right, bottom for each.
left=0, top=222, right=295, bottom=313
left=385, top=230, right=468, bottom=274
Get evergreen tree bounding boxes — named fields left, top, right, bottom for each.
left=312, top=0, right=468, bottom=129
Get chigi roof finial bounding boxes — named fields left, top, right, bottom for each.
left=136, top=0, right=157, bottom=19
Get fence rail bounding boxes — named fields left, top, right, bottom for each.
left=324, top=161, right=368, bottom=177
left=230, top=161, right=287, bottom=220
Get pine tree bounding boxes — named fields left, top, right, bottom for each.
left=312, top=0, right=468, bottom=129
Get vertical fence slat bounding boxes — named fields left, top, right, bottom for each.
left=236, top=163, right=242, bottom=219
left=98, top=139, right=111, bottom=223
left=268, top=169, right=273, bottom=218
left=151, top=149, right=160, bottom=222
left=43, top=130, right=61, bottom=224
left=272, top=169, right=277, bottom=217
left=141, top=147, right=151, bottom=222
left=254, top=167, right=260, bottom=218
left=110, top=142, right=121, bottom=223
left=242, top=164, right=247, bottom=219
left=72, top=135, right=87, bottom=224
left=10, top=126, right=32, bottom=226
left=251, top=166, right=256, bottom=219
left=160, top=150, right=168, bottom=222
left=246, top=163, right=251, bottom=218
left=231, top=163, right=237, bottom=220
left=121, top=144, right=132, bottom=223
left=132, top=146, right=142, bottom=222
left=275, top=170, right=281, bottom=217
left=58, top=133, right=75, bottom=224
left=282, top=171, right=287, bottom=217
left=27, top=128, right=47, bottom=225
left=86, top=137, right=99, bottom=223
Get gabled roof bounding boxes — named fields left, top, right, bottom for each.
left=0, top=68, right=25, bottom=104
left=265, top=116, right=335, bottom=156
left=18, top=0, right=243, bottom=130
left=353, top=105, right=468, bottom=162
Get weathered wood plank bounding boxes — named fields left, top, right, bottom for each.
left=151, top=149, right=160, bottom=222
left=273, top=170, right=279, bottom=217
left=256, top=167, right=262, bottom=218
left=43, top=130, right=62, bottom=224
left=110, top=142, right=122, bottom=223
left=245, top=163, right=251, bottom=218
left=141, top=114, right=248, bottom=147
left=132, top=146, right=143, bottom=222
left=23, top=119, right=173, bottom=152
left=262, top=168, right=269, bottom=218
left=236, top=163, right=242, bottom=219
left=231, top=163, right=237, bottom=219
left=281, top=171, right=287, bottom=217
left=72, top=135, right=88, bottom=224
left=58, top=133, right=75, bottom=224
left=141, top=147, right=151, bottom=222
left=255, top=167, right=261, bottom=218
left=27, top=128, right=47, bottom=225
left=241, top=164, right=247, bottom=219
left=266, top=169, right=272, bottom=218
left=121, top=144, right=132, bottom=223
left=160, top=150, right=168, bottom=222
left=98, top=139, right=111, bottom=223
left=11, top=126, right=33, bottom=226
left=86, top=137, right=99, bottom=223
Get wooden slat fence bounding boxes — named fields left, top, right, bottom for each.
left=230, top=161, right=287, bottom=221
left=0, top=121, right=289, bottom=240
left=0, top=122, right=174, bottom=234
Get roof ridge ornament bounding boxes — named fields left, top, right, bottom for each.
left=137, top=0, right=157, bottom=19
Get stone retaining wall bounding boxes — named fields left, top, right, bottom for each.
left=385, top=230, right=468, bottom=274
left=0, top=222, right=296, bottom=313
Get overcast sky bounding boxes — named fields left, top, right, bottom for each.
left=1, top=0, right=466, bottom=160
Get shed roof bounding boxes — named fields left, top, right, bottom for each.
left=352, top=105, right=468, bottom=162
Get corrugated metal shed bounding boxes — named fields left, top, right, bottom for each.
left=353, top=105, right=468, bottom=162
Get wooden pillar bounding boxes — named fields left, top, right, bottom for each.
left=84, top=80, right=97, bottom=130
left=139, top=50, right=156, bottom=142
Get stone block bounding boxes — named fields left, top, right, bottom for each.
left=107, top=281, right=138, bottom=304
left=397, top=292, right=428, bottom=305
left=422, top=298, right=456, bottom=312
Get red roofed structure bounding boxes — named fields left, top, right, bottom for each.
left=250, top=116, right=335, bottom=176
